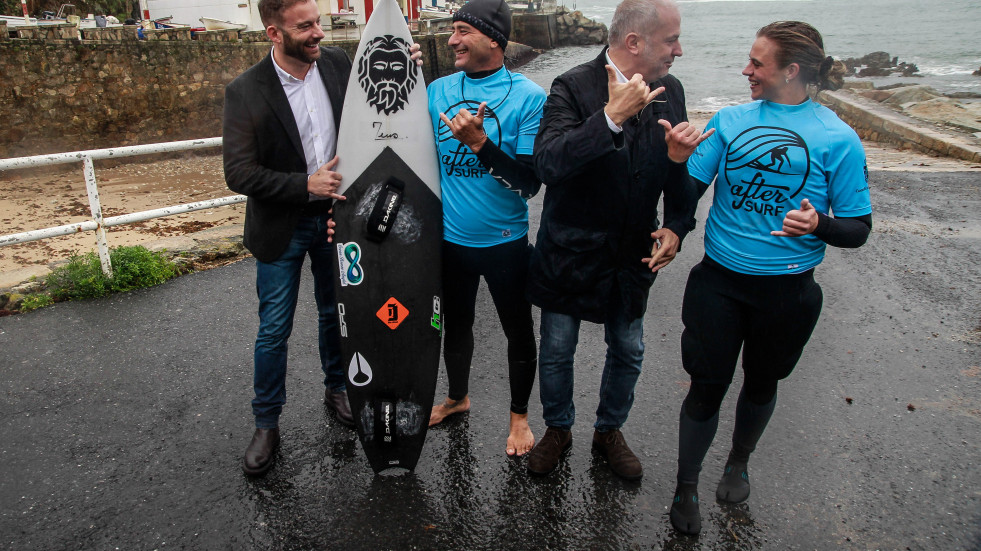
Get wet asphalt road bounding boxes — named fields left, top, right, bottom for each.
left=1, top=170, right=979, bottom=550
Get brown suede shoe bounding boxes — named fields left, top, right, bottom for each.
left=527, top=427, right=572, bottom=476
left=325, top=389, right=355, bottom=427
left=592, top=429, right=643, bottom=480
left=243, top=427, right=280, bottom=477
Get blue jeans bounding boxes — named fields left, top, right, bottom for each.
left=252, top=214, right=343, bottom=429
left=538, top=304, right=645, bottom=432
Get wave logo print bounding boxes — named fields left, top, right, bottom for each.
left=348, top=352, right=372, bottom=387
left=436, top=101, right=501, bottom=178
left=722, top=126, right=811, bottom=214
left=337, top=242, right=364, bottom=286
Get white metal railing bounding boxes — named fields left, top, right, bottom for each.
left=0, top=137, right=243, bottom=277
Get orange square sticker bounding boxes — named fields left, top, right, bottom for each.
left=376, top=297, right=408, bottom=330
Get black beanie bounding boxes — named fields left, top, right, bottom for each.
left=453, top=0, right=511, bottom=49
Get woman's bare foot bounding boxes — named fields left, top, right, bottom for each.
left=506, top=412, right=535, bottom=456
left=429, top=395, right=471, bottom=426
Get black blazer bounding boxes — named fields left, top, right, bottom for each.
left=528, top=49, right=697, bottom=323
left=223, top=47, right=351, bottom=262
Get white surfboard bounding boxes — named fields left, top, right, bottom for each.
left=335, top=0, right=439, bottom=195
left=333, top=0, right=443, bottom=475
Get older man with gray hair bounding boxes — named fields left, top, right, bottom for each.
left=525, top=0, right=711, bottom=480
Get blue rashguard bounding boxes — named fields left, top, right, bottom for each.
left=428, top=67, right=546, bottom=247
left=689, top=99, right=872, bottom=275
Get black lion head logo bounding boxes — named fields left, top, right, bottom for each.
left=357, top=35, right=417, bottom=116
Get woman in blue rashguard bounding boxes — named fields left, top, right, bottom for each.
left=668, top=21, right=873, bottom=535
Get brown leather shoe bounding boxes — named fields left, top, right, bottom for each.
left=243, top=428, right=280, bottom=477
left=325, top=388, right=355, bottom=427
left=527, top=427, right=572, bottom=476
left=592, top=429, right=643, bottom=480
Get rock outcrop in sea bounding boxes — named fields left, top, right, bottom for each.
left=841, top=51, right=919, bottom=77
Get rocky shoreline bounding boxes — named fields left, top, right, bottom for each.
left=551, top=6, right=608, bottom=46
left=842, top=82, right=981, bottom=137
left=835, top=51, right=981, bottom=137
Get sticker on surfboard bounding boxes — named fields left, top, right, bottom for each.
left=348, top=352, right=373, bottom=387
left=337, top=242, right=364, bottom=286
left=376, top=297, right=408, bottom=330
left=356, top=34, right=418, bottom=116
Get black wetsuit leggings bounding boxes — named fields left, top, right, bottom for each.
left=681, top=255, right=823, bottom=421
left=442, top=237, right=537, bottom=414
left=675, top=256, right=824, bottom=484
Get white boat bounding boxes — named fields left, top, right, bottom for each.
left=0, top=15, right=37, bottom=26
left=152, top=16, right=192, bottom=29
left=329, top=11, right=358, bottom=23
left=419, top=6, right=451, bottom=19
left=1, top=13, right=104, bottom=28
left=199, top=16, right=246, bottom=31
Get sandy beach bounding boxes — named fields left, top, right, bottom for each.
left=0, top=154, right=245, bottom=277
left=1, top=110, right=978, bottom=279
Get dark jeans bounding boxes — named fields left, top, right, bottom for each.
left=538, top=298, right=645, bottom=432
left=442, top=237, right=537, bottom=414
left=252, top=214, right=343, bottom=429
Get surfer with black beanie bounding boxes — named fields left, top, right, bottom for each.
left=526, top=0, right=711, bottom=480
left=427, top=0, right=547, bottom=457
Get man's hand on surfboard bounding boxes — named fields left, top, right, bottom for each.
left=642, top=227, right=680, bottom=273
left=308, top=156, right=346, bottom=201
left=326, top=208, right=336, bottom=243
left=658, top=119, right=716, bottom=164
left=440, top=102, right=489, bottom=153
left=409, top=42, right=423, bottom=66
left=603, top=65, right=665, bottom=128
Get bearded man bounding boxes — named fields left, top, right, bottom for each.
left=222, top=0, right=420, bottom=476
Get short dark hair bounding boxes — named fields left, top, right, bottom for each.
left=757, top=21, right=846, bottom=92
left=258, top=0, right=312, bottom=28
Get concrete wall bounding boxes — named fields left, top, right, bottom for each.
left=0, top=10, right=606, bottom=159
left=0, top=33, right=451, bottom=159
left=511, top=14, right=557, bottom=50
left=818, top=90, right=981, bottom=164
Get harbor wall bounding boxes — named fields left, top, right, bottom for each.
left=0, top=10, right=607, bottom=159
left=0, top=30, right=440, bottom=158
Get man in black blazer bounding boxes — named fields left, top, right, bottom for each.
left=526, top=0, right=710, bottom=481
left=223, top=0, right=355, bottom=477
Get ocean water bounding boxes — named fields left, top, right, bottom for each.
left=520, top=0, right=981, bottom=111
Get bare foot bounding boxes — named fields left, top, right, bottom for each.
left=506, top=412, right=535, bottom=456
left=429, top=395, right=471, bottom=426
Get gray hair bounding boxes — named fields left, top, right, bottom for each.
left=608, top=0, right=673, bottom=45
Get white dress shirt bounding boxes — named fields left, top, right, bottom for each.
left=271, top=49, right=337, bottom=201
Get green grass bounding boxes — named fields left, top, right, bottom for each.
left=18, top=293, right=54, bottom=312
left=17, top=246, right=181, bottom=312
